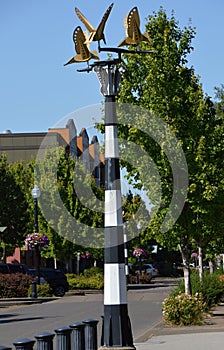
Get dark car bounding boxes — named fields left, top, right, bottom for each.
left=0, top=263, right=30, bottom=275
left=27, top=267, right=69, bottom=297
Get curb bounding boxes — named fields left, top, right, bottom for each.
left=134, top=320, right=164, bottom=343
left=0, top=290, right=103, bottom=307
left=0, top=297, right=57, bottom=307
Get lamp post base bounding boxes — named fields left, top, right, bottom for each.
left=101, top=304, right=134, bottom=348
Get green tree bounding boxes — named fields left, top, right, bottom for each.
left=214, top=84, right=224, bottom=118
left=34, top=146, right=105, bottom=266
left=117, top=7, right=224, bottom=293
left=0, top=146, right=106, bottom=267
left=0, top=155, right=31, bottom=260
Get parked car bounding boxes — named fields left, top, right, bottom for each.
left=27, top=267, right=69, bottom=297
left=0, top=263, right=30, bottom=275
left=130, top=263, right=158, bottom=278
left=0, top=264, right=69, bottom=297
left=142, top=264, right=159, bottom=277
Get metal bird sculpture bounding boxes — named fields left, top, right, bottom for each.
left=64, top=26, right=99, bottom=66
left=118, top=6, right=151, bottom=47
left=74, top=3, right=114, bottom=49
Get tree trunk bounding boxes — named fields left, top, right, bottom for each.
left=198, top=245, right=203, bottom=283
left=209, top=259, right=214, bottom=274
left=183, top=266, right=191, bottom=295
left=1, top=244, right=6, bottom=263
left=179, top=244, right=191, bottom=295
left=222, top=254, right=224, bottom=272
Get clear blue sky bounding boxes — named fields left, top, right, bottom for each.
left=1, top=0, right=223, bottom=133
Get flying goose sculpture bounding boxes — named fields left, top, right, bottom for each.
left=74, top=3, right=114, bottom=49
left=118, top=7, right=150, bottom=47
left=64, top=26, right=99, bottom=65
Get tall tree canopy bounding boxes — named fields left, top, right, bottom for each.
left=117, top=7, right=224, bottom=292
left=0, top=155, right=33, bottom=259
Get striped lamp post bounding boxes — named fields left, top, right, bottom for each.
left=94, top=63, right=135, bottom=349
left=124, top=221, right=129, bottom=285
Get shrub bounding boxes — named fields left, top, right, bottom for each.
left=129, top=273, right=152, bottom=284
left=83, top=267, right=103, bottom=277
left=28, top=283, right=53, bottom=297
left=67, top=273, right=104, bottom=290
left=0, top=273, right=54, bottom=298
left=219, top=274, right=224, bottom=283
left=0, top=273, right=33, bottom=298
left=162, top=292, right=206, bottom=326
left=199, top=272, right=224, bottom=307
left=172, top=269, right=224, bottom=307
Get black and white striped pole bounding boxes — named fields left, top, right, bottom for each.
left=124, top=221, right=129, bottom=285
left=94, top=62, right=135, bottom=349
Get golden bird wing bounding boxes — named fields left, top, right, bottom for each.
left=118, top=6, right=150, bottom=47
left=126, top=7, right=141, bottom=39
left=95, top=3, right=114, bottom=40
left=131, top=7, right=140, bottom=27
left=73, top=26, right=91, bottom=61
left=64, top=57, right=76, bottom=66
left=74, top=7, right=95, bottom=33
left=124, top=7, right=140, bottom=28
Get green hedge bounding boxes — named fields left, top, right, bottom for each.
left=67, top=274, right=104, bottom=290
left=28, top=283, right=53, bottom=297
left=67, top=267, right=104, bottom=290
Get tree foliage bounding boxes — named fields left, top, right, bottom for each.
left=0, top=155, right=31, bottom=250
left=117, top=7, right=224, bottom=291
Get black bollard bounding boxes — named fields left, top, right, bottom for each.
left=82, top=319, right=98, bottom=350
left=35, top=332, right=55, bottom=350
left=31, top=281, right=37, bottom=299
left=69, top=322, right=85, bottom=350
left=13, top=338, right=35, bottom=350
left=0, top=346, right=12, bottom=350
left=55, top=327, right=72, bottom=350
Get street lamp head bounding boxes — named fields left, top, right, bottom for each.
left=31, top=184, right=41, bottom=199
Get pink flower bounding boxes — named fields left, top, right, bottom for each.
left=81, top=253, right=93, bottom=259
left=25, top=233, right=49, bottom=250
left=133, top=248, right=148, bottom=258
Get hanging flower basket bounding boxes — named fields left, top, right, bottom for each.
left=133, top=247, right=148, bottom=258
left=25, top=233, right=49, bottom=250
left=81, top=253, right=92, bottom=259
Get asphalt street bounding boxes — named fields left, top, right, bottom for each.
left=0, top=279, right=177, bottom=348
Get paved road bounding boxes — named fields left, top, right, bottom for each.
left=0, top=279, right=177, bottom=348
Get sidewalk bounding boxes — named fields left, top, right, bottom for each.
left=135, top=302, right=224, bottom=350
left=135, top=333, right=224, bottom=350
